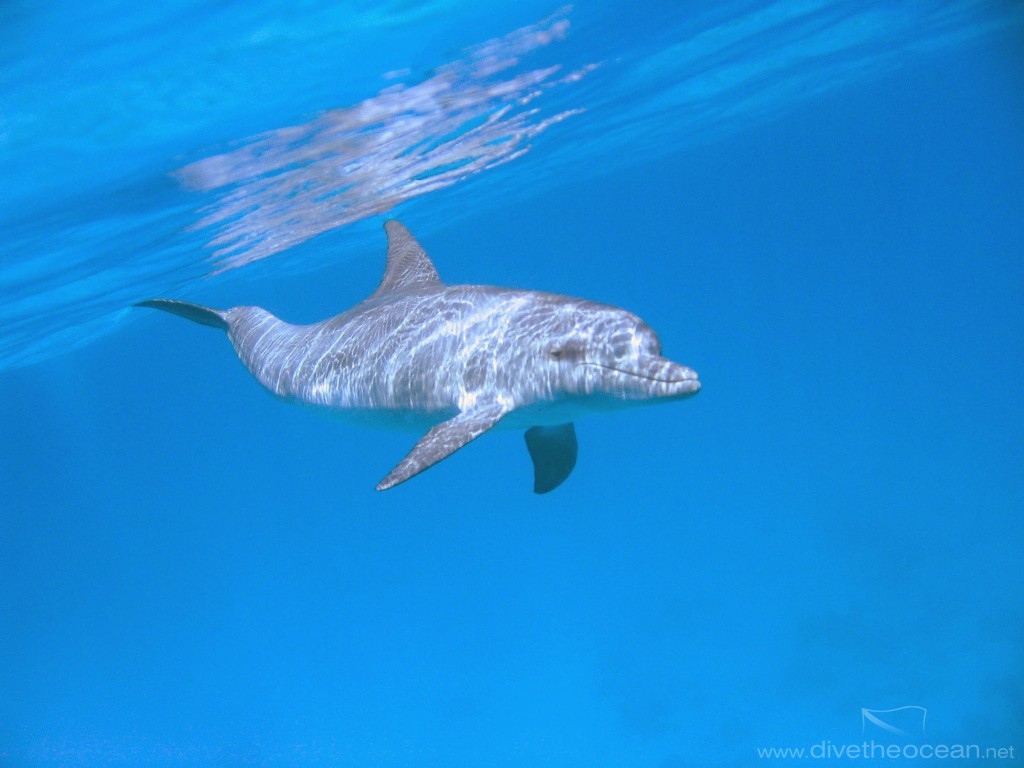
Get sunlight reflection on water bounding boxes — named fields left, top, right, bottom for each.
left=178, top=7, right=596, bottom=274
left=1, top=1, right=1020, bottom=371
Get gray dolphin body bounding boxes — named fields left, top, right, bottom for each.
left=138, top=221, right=700, bottom=492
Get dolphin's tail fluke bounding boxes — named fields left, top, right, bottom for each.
left=135, top=299, right=229, bottom=330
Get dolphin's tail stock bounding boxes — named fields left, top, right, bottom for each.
left=135, top=299, right=230, bottom=331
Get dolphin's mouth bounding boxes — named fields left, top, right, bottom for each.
left=579, top=361, right=700, bottom=391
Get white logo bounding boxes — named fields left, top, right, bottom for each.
left=862, top=706, right=927, bottom=737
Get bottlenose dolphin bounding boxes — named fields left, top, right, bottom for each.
left=138, top=221, right=700, bottom=493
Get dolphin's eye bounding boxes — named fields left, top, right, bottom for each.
left=549, top=342, right=583, bottom=361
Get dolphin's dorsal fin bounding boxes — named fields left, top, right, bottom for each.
left=370, top=220, right=443, bottom=299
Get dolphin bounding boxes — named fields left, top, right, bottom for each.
left=137, top=221, right=700, bottom=493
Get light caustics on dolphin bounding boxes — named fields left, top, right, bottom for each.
left=137, top=222, right=700, bottom=493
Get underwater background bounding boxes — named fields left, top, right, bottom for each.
left=2, top=1, right=1023, bottom=766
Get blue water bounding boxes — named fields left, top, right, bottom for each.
left=2, top=2, right=1023, bottom=766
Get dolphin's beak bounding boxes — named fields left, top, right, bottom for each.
left=582, top=356, right=700, bottom=398
left=634, top=356, right=701, bottom=396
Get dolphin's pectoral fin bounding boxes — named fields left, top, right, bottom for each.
left=376, top=402, right=509, bottom=491
left=524, top=423, right=578, bottom=494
